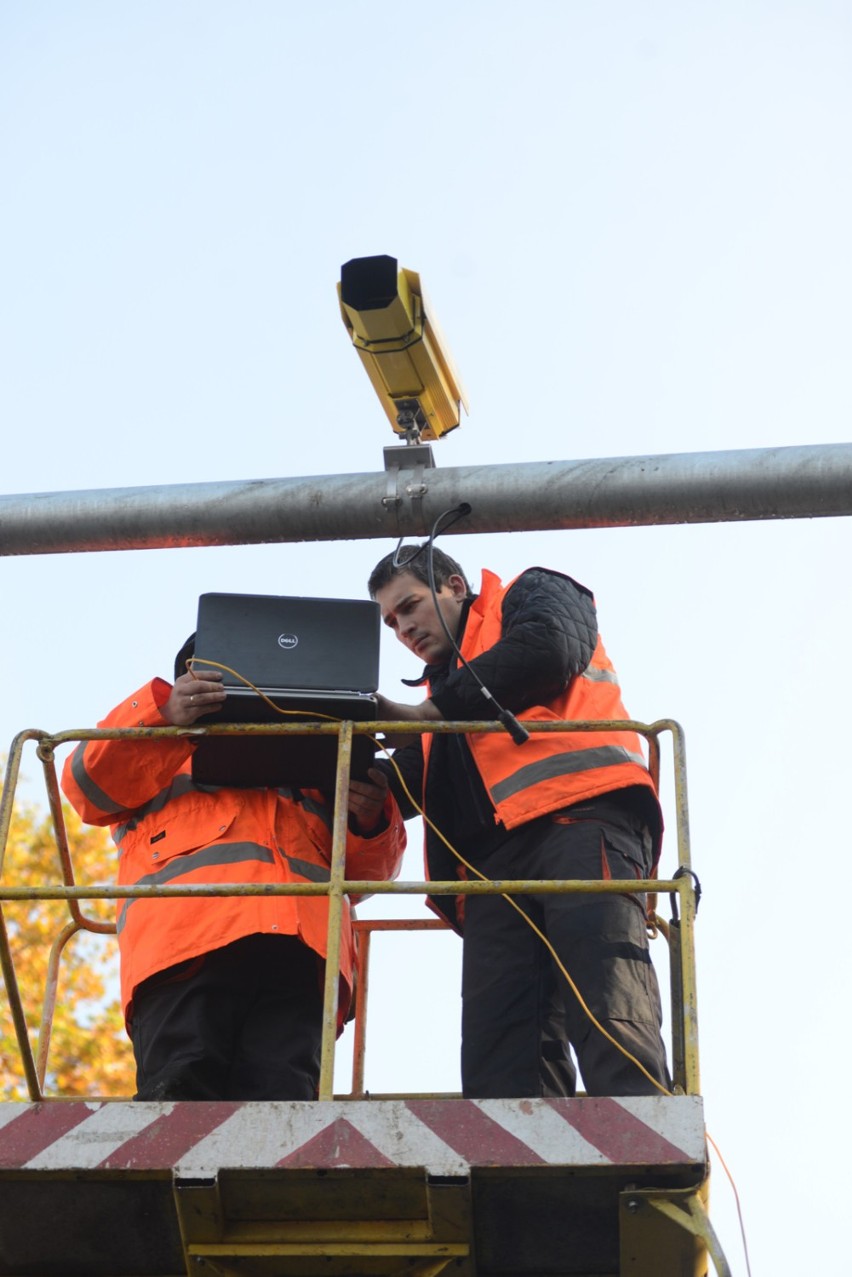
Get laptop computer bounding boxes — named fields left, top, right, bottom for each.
left=189, top=591, right=381, bottom=790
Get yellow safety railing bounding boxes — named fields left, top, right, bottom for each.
left=0, top=717, right=700, bottom=1102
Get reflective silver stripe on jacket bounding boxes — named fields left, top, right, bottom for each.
left=113, top=781, right=333, bottom=847
left=114, top=774, right=205, bottom=845
left=115, top=840, right=331, bottom=934
left=581, top=665, right=619, bottom=685
left=69, top=743, right=127, bottom=818
left=280, top=852, right=331, bottom=884
left=284, top=789, right=334, bottom=833
left=489, top=744, right=649, bottom=806
left=116, top=841, right=276, bottom=933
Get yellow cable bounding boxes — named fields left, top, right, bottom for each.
left=706, top=1131, right=753, bottom=1277
left=188, top=656, right=343, bottom=721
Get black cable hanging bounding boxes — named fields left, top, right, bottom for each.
left=394, top=505, right=529, bottom=746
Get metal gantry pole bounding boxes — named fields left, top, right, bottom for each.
left=2, top=442, right=852, bottom=555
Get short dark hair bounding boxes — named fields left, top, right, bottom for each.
left=368, top=544, right=472, bottom=599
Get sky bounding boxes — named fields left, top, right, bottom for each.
left=2, top=3, right=851, bottom=1271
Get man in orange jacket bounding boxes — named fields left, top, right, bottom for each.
left=369, top=545, right=669, bottom=1099
left=62, top=640, right=405, bottom=1102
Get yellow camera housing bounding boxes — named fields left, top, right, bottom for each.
left=338, top=255, right=469, bottom=441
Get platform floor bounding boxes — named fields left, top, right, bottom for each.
left=0, top=1096, right=710, bottom=1276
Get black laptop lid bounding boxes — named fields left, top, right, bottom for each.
left=190, top=592, right=380, bottom=789
left=194, top=592, right=380, bottom=694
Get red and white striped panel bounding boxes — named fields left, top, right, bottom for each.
left=0, top=1097, right=706, bottom=1176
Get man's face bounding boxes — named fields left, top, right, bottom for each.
left=374, top=570, right=467, bottom=665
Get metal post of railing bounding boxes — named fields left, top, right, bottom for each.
left=662, top=719, right=701, bottom=1096
left=0, top=904, right=42, bottom=1100
left=36, top=919, right=81, bottom=1090
left=0, top=732, right=36, bottom=878
left=36, top=742, right=114, bottom=936
left=317, top=720, right=354, bottom=1101
left=350, top=925, right=371, bottom=1096
left=1, top=733, right=48, bottom=1100
left=678, top=878, right=701, bottom=1096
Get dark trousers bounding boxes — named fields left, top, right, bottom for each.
left=461, top=809, right=671, bottom=1099
left=129, top=933, right=324, bottom=1101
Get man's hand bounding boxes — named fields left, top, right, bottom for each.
left=375, top=695, right=442, bottom=750
left=347, top=766, right=391, bottom=833
left=162, top=670, right=227, bottom=726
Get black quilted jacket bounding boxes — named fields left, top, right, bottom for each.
left=383, top=567, right=597, bottom=847
left=426, top=566, right=598, bottom=721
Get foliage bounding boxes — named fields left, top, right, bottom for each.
left=0, top=779, right=134, bottom=1099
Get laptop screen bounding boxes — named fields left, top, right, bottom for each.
left=190, top=592, right=381, bottom=790
left=194, top=592, right=380, bottom=695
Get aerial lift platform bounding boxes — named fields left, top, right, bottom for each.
left=0, top=715, right=726, bottom=1277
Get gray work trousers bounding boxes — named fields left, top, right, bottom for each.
left=460, top=806, right=670, bottom=1098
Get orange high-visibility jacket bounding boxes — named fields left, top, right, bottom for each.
left=424, top=570, right=660, bottom=842
left=61, top=679, right=405, bottom=1026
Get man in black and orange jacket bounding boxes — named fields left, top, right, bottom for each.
left=369, top=545, right=669, bottom=1100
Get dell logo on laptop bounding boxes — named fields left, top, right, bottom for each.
left=278, top=633, right=299, bottom=650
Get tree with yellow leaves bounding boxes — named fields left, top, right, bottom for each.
left=0, top=783, right=135, bottom=1099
